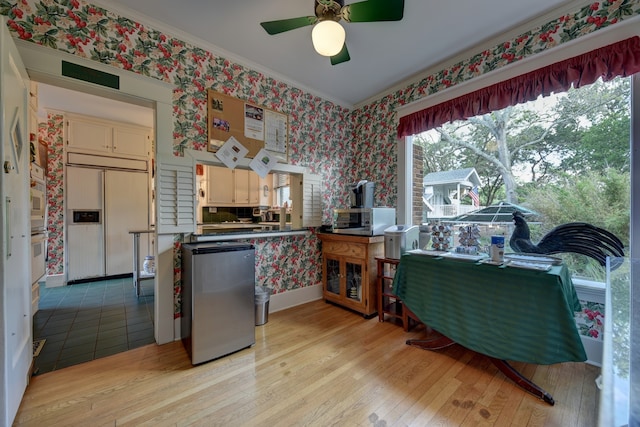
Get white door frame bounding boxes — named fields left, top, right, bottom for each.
left=1, top=18, right=31, bottom=426
left=15, top=39, right=176, bottom=346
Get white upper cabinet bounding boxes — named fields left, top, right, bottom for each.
left=206, top=166, right=234, bottom=205
left=113, top=125, right=151, bottom=158
left=205, top=165, right=261, bottom=206
left=66, top=113, right=151, bottom=160
left=234, top=169, right=250, bottom=204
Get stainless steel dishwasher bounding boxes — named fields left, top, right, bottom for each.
left=181, top=242, right=256, bottom=364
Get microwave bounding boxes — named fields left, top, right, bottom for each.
left=331, top=208, right=396, bottom=236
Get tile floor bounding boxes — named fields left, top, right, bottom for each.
left=32, top=276, right=155, bottom=375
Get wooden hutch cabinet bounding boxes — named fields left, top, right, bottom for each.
left=318, top=233, right=385, bottom=317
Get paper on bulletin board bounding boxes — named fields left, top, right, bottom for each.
left=264, top=109, right=287, bottom=160
left=249, top=148, right=278, bottom=178
left=244, top=104, right=264, bottom=140
left=215, top=136, right=248, bottom=169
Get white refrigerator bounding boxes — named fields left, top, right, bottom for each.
left=66, top=166, right=150, bottom=282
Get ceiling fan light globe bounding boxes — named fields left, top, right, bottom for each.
left=311, top=20, right=345, bottom=56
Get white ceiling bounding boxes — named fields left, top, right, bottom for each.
left=90, top=0, right=585, bottom=108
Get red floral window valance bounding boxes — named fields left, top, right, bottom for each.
left=397, top=36, right=640, bottom=138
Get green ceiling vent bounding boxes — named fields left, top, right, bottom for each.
left=61, top=61, right=120, bottom=90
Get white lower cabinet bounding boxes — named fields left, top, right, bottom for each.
left=66, top=166, right=149, bottom=282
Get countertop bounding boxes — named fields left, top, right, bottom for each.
left=190, top=223, right=310, bottom=242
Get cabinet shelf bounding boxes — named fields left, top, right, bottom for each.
left=376, top=257, right=423, bottom=331
left=376, top=257, right=402, bottom=324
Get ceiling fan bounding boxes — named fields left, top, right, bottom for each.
left=260, top=0, right=405, bottom=65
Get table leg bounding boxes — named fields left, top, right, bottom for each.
left=133, top=232, right=140, bottom=297
left=406, top=331, right=555, bottom=405
left=406, top=333, right=455, bottom=350
left=488, top=358, right=555, bottom=405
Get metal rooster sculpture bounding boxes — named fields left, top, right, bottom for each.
left=509, top=211, right=625, bottom=267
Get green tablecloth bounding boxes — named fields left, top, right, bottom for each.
left=392, top=253, right=587, bottom=365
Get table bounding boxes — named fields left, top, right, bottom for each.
left=392, top=252, right=587, bottom=404
left=129, top=229, right=155, bottom=297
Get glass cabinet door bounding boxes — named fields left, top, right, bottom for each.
left=345, top=260, right=362, bottom=302
left=325, top=257, right=341, bottom=296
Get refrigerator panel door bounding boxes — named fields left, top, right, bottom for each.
left=67, top=224, right=105, bottom=281
left=66, top=167, right=105, bottom=281
left=66, top=166, right=103, bottom=210
left=105, top=170, right=149, bottom=276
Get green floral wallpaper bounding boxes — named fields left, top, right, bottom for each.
left=38, top=114, right=64, bottom=276
left=349, top=1, right=640, bottom=209
left=7, top=0, right=639, bottom=328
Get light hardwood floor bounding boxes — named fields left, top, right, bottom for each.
left=15, top=300, right=600, bottom=426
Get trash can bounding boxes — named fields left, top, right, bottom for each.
left=255, top=286, right=271, bottom=326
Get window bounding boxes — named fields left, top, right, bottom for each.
left=273, top=173, right=291, bottom=207
left=405, top=76, right=631, bottom=278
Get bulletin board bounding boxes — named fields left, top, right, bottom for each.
left=207, top=89, right=289, bottom=162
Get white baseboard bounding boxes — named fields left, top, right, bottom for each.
left=582, top=336, right=603, bottom=367
left=269, top=284, right=323, bottom=313
left=45, top=274, right=65, bottom=288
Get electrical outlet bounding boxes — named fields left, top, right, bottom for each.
left=208, top=207, right=217, bottom=213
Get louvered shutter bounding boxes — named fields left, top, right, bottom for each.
left=291, top=173, right=322, bottom=228
left=156, top=155, right=195, bottom=234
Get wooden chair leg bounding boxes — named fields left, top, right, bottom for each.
left=401, top=303, right=409, bottom=331
left=402, top=305, right=422, bottom=332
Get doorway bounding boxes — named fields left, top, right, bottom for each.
left=37, top=83, right=155, bottom=283
left=32, top=83, right=156, bottom=373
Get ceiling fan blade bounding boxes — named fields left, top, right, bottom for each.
left=341, top=0, right=404, bottom=23
left=260, top=16, right=318, bottom=35
left=330, top=44, right=350, bottom=65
